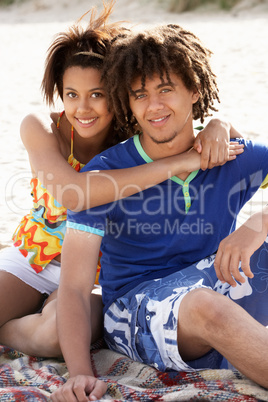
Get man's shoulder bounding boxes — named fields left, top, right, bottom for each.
left=200, top=138, right=268, bottom=184
left=226, top=138, right=268, bottom=187
left=237, top=138, right=267, bottom=151
left=237, top=138, right=268, bottom=163
left=82, top=136, right=136, bottom=172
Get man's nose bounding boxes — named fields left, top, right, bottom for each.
left=147, top=95, right=164, bottom=112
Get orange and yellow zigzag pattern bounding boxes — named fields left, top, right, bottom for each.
left=13, top=177, right=101, bottom=284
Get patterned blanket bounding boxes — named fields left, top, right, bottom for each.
left=0, top=344, right=268, bottom=401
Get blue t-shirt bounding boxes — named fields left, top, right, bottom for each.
left=67, top=136, right=268, bottom=311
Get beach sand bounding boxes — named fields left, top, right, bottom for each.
left=0, top=0, right=268, bottom=247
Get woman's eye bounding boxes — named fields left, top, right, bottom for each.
left=92, top=92, right=103, bottom=98
left=67, top=92, right=77, bottom=99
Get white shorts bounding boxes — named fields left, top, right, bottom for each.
left=0, top=245, right=61, bottom=295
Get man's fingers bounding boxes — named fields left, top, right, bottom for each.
left=51, top=376, right=107, bottom=402
left=229, top=253, right=245, bottom=284
left=215, top=242, right=254, bottom=287
left=73, top=379, right=90, bottom=402
left=214, top=246, right=237, bottom=286
left=214, top=249, right=224, bottom=282
left=240, top=251, right=254, bottom=280
left=89, top=380, right=107, bottom=401
left=51, top=383, right=78, bottom=402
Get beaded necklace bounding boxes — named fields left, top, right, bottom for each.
left=56, top=111, right=84, bottom=171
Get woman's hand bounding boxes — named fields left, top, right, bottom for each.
left=194, top=119, right=244, bottom=170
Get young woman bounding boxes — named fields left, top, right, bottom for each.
left=0, top=1, right=243, bottom=357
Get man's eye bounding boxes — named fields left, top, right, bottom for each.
left=161, top=88, right=171, bottom=93
left=136, top=94, right=146, bottom=100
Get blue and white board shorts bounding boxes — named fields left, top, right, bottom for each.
left=104, top=238, right=268, bottom=372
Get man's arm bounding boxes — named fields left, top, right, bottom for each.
left=51, top=228, right=106, bottom=402
left=214, top=205, right=268, bottom=287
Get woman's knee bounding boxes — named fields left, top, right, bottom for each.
left=0, top=271, right=45, bottom=327
left=33, top=299, right=61, bottom=357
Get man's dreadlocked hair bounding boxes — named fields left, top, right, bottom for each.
left=103, top=24, right=220, bottom=135
left=41, top=0, right=129, bottom=146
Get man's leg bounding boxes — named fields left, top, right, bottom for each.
left=178, top=287, right=268, bottom=388
left=0, top=291, right=103, bottom=357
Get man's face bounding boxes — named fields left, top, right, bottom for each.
left=129, top=72, right=199, bottom=149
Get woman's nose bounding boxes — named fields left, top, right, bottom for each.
left=77, top=98, right=91, bottom=112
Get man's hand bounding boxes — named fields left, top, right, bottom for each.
left=214, top=212, right=268, bottom=287
left=51, top=375, right=107, bottom=402
left=194, top=119, right=244, bottom=170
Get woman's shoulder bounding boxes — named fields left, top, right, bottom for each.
left=20, top=111, right=68, bottom=156
left=20, top=112, right=57, bottom=140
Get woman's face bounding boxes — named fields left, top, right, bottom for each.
left=62, top=66, right=114, bottom=144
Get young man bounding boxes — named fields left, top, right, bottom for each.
left=51, top=25, right=268, bottom=401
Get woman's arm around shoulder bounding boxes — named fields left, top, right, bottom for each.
left=20, top=113, right=81, bottom=206
left=193, top=118, right=244, bottom=170
left=20, top=114, right=244, bottom=212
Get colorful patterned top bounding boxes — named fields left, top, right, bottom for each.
left=12, top=112, right=101, bottom=283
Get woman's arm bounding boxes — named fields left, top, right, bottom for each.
left=21, top=114, right=244, bottom=211
left=193, top=119, right=243, bottom=170
left=214, top=205, right=268, bottom=287
left=51, top=229, right=106, bottom=401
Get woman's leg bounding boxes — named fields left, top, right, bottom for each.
left=0, top=246, right=56, bottom=328
left=0, top=271, right=45, bottom=327
left=0, top=290, right=103, bottom=357
left=0, top=290, right=60, bottom=356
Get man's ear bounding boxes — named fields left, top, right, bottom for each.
left=192, top=87, right=200, bottom=104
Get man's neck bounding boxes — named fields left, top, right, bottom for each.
left=139, top=130, right=196, bottom=161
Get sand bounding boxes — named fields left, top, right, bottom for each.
left=0, top=0, right=268, bottom=247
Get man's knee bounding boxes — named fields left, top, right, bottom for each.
left=180, top=288, right=230, bottom=332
